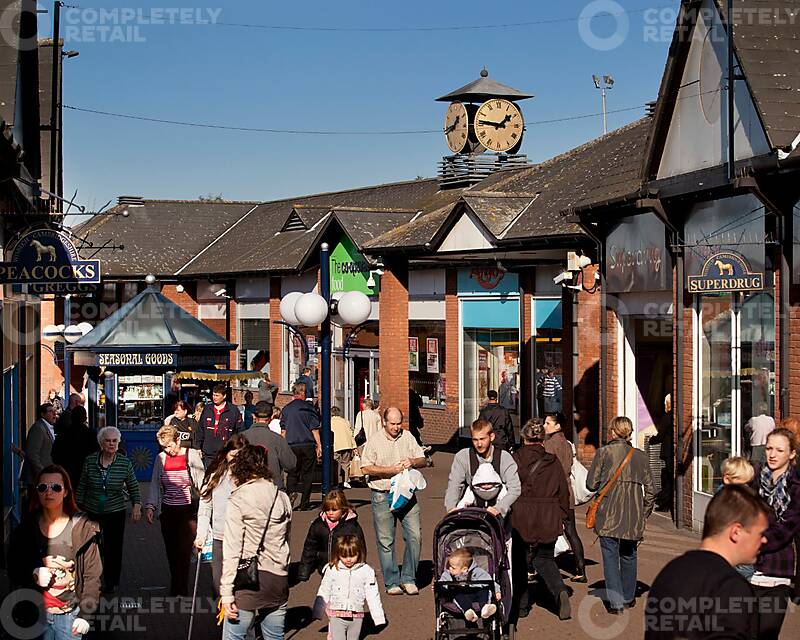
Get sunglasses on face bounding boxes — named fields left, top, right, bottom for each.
left=37, top=482, right=64, bottom=494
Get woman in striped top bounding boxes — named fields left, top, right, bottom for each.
left=76, top=426, right=141, bottom=595
left=145, top=425, right=205, bottom=596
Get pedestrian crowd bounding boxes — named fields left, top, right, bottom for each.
left=9, top=384, right=800, bottom=639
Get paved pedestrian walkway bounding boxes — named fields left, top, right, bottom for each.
left=3, top=451, right=798, bottom=639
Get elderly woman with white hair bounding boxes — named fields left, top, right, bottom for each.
left=76, top=425, right=142, bottom=595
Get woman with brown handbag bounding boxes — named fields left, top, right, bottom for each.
left=586, top=417, right=655, bottom=614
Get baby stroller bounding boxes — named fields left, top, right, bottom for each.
left=434, top=508, right=514, bottom=640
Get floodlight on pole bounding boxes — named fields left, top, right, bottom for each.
left=593, top=74, right=614, bottom=135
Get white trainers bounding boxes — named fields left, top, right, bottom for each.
left=401, top=583, right=419, bottom=595
left=343, top=482, right=352, bottom=489
left=386, top=586, right=403, bottom=595
left=464, top=609, right=479, bottom=623
left=480, top=603, right=497, bottom=619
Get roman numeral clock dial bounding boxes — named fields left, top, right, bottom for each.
left=474, top=98, right=524, bottom=153
left=444, top=102, right=470, bottom=154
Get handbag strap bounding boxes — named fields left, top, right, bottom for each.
left=518, top=457, right=545, bottom=488
left=595, top=448, right=634, bottom=503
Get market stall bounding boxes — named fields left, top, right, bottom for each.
left=68, top=287, right=236, bottom=480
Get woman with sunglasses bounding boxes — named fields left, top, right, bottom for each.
left=75, top=426, right=141, bottom=596
left=145, top=425, right=205, bottom=596
left=9, top=464, right=102, bottom=639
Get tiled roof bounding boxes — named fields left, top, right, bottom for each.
left=719, top=0, right=800, bottom=152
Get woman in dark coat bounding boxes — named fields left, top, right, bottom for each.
left=511, top=419, right=571, bottom=621
left=297, top=489, right=365, bottom=581
left=52, top=406, right=98, bottom=490
left=750, top=428, right=800, bottom=640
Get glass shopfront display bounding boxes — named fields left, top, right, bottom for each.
left=409, top=320, right=446, bottom=406
left=696, top=292, right=775, bottom=494
left=117, top=374, right=165, bottom=430
left=533, top=298, right=564, bottom=417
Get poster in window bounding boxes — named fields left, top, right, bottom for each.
left=426, top=338, right=439, bottom=373
left=408, top=337, right=419, bottom=372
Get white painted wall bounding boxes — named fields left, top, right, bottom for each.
left=438, top=213, right=494, bottom=252
left=657, top=0, right=770, bottom=179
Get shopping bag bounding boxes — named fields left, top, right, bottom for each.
left=554, top=535, right=571, bottom=557
left=388, top=468, right=427, bottom=512
left=200, top=532, right=213, bottom=563
left=349, top=455, right=363, bottom=477
left=570, top=458, right=595, bottom=505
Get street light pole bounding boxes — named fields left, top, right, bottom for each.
left=63, top=294, right=71, bottom=398
left=592, top=74, right=614, bottom=135
left=319, top=242, right=332, bottom=494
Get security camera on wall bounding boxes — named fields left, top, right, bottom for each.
left=553, top=271, right=573, bottom=286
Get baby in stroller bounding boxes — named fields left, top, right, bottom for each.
left=440, top=548, right=500, bottom=622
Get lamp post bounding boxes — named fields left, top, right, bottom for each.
left=592, top=74, right=614, bottom=135
left=279, top=244, right=372, bottom=494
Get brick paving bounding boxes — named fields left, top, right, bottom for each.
left=4, top=451, right=799, bottom=639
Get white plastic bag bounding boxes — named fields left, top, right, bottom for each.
left=388, top=468, right=427, bottom=511
left=570, top=457, right=595, bottom=505
left=554, top=535, right=571, bottom=557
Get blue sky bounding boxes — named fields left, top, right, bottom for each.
left=38, top=0, right=680, bottom=215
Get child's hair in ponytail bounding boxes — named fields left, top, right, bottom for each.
left=330, top=534, right=366, bottom=567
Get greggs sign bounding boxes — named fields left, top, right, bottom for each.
left=0, top=229, right=101, bottom=285
left=687, top=251, right=763, bottom=293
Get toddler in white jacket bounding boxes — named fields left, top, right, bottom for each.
left=316, top=535, right=386, bottom=639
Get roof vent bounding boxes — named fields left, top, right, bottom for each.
left=280, top=211, right=308, bottom=232
left=117, top=195, right=145, bottom=207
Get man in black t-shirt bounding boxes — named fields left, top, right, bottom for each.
left=645, top=485, right=770, bottom=640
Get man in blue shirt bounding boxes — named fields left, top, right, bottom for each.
left=280, top=382, right=321, bottom=510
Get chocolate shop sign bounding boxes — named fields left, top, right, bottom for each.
left=687, top=252, right=763, bottom=293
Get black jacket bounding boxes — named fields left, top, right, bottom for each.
left=52, top=424, right=98, bottom=490
left=478, top=403, right=515, bottom=451
left=298, top=510, right=365, bottom=581
left=170, top=416, right=200, bottom=449
left=196, top=402, right=243, bottom=457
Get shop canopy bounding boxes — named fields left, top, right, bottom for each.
left=68, top=287, right=236, bottom=369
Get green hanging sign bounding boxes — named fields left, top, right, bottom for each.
left=330, top=235, right=378, bottom=295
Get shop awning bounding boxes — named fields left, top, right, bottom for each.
left=175, top=370, right=262, bottom=382
left=68, top=287, right=236, bottom=368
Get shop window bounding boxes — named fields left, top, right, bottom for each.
left=239, top=319, right=270, bottom=371
left=463, top=328, right=520, bottom=426
left=282, top=327, right=319, bottom=393
left=533, top=298, right=564, bottom=417
left=409, top=320, right=445, bottom=406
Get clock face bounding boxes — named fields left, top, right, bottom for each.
left=474, top=99, right=524, bottom=153
left=444, top=102, right=469, bottom=153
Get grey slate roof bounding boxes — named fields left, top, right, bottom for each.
left=74, top=200, right=258, bottom=277
left=719, top=0, right=800, bottom=152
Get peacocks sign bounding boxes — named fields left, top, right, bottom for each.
left=0, top=229, right=101, bottom=285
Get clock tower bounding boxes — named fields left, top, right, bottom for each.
left=436, top=69, right=533, bottom=188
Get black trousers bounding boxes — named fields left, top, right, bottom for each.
left=512, top=534, right=566, bottom=616
left=752, top=584, right=793, bottom=640
left=89, top=510, right=127, bottom=590
left=288, top=444, right=317, bottom=508
left=563, top=509, right=586, bottom=574
left=159, top=503, right=198, bottom=596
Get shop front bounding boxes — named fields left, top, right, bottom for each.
left=684, top=195, right=774, bottom=524
left=69, top=287, right=236, bottom=479
left=458, top=268, right=520, bottom=436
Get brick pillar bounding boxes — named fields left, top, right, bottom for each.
left=379, top=262, right=409, bottom=425
left=269, top=277, right=283, bottom=389
left=520, top=271, right=533, bottom=426
left=162, top=284, right=199, bottom=317
left=39, top=298, right=64, bottom=397
left=444, top=269, right=460, bottom=439
left=574, top=264, right=601, bottom=463
left=228, top=295, right=238, bottom=369
left=675, top=266, right=694, bottom=529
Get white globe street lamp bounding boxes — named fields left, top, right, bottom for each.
left=335, top=291, right=372, bottom=326
left=279, top=291, right=304, bottom=326
left=294, top=293, right=329, bottom=327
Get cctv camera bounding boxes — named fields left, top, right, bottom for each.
left=214, top=288, right=227, bottom=297
left=552, top=271, right=573, bottom=286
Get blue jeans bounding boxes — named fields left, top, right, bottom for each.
left=222, top=603, right=287, bottom=640
left=599, top=537, right=637, bottom=610
left=371, top=490, right=422, bottom=589
left=41, top=607, right=82, bottom=640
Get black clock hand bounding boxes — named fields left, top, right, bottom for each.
left=478, top=119, right=504, bottom=129
left=445, top=115, right=461, bottom=134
